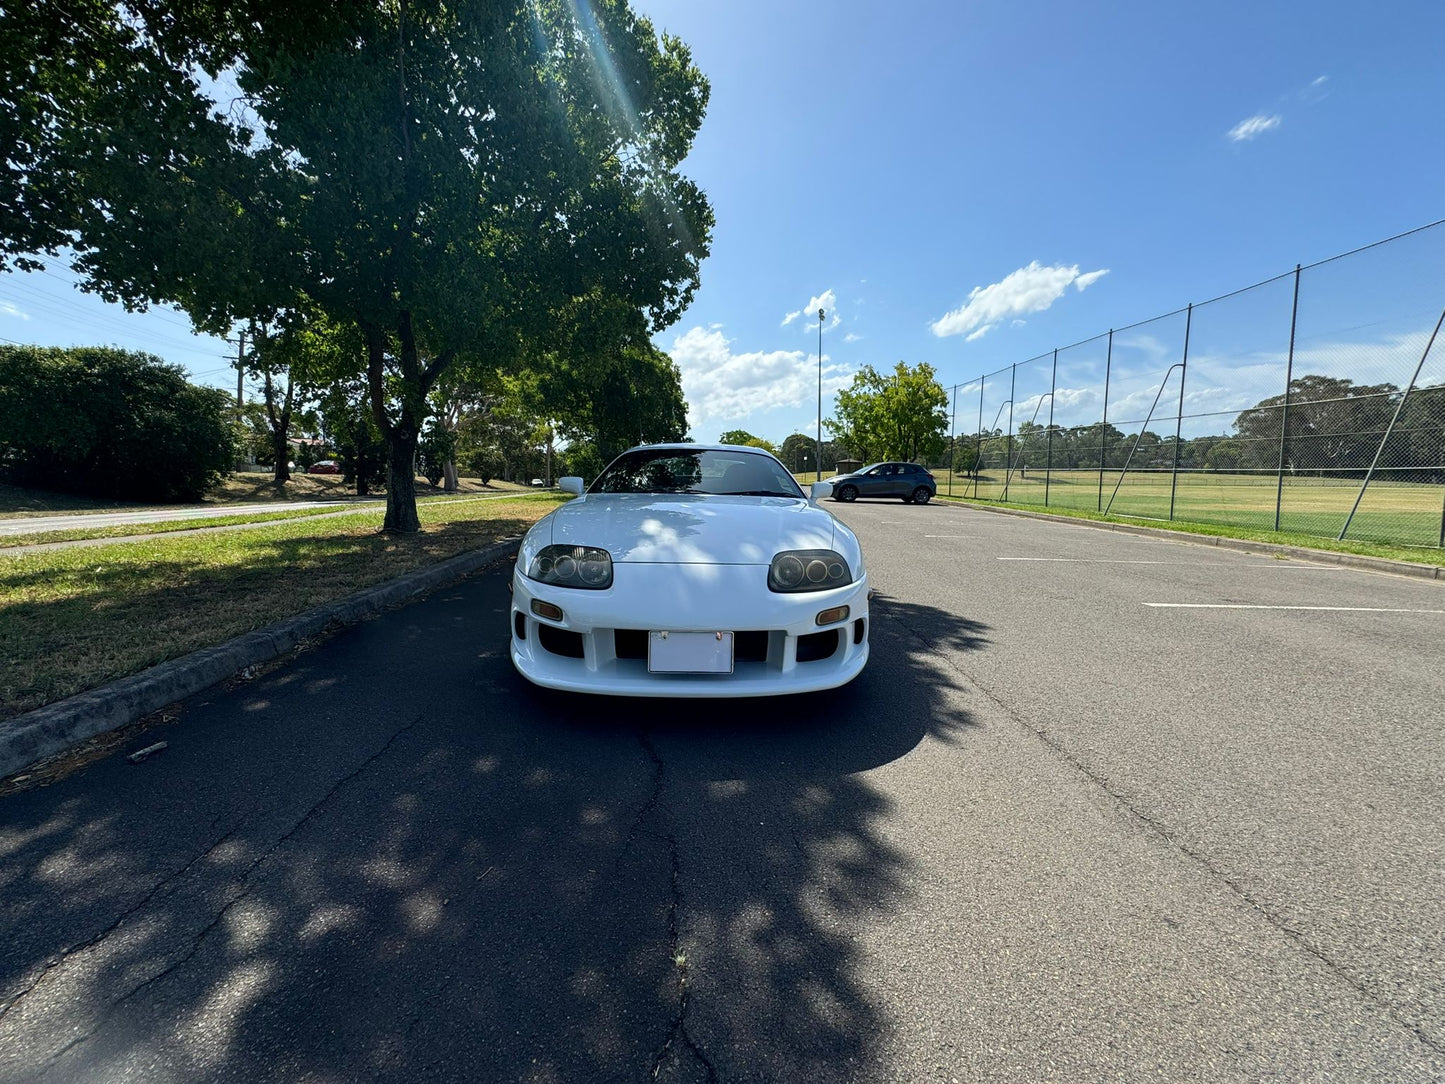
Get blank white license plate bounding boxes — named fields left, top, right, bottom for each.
left=648, top=631, right=734, bottom=674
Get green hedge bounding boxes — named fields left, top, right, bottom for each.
left=0, top=345, right=235, bottom=501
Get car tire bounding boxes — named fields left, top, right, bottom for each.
left=836, top=484, right=858, bottom=503
left=911, top=486, right=932, bottom=505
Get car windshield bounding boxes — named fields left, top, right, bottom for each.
left=591, top=448, right=805, bottom=498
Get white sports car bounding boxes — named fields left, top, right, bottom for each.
left=510, top=444, right=870, bottom=696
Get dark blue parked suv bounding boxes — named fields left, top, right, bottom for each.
left=830, top=462, right=937, bottom=504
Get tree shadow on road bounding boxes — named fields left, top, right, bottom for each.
left=0, top=573, right=991, bottom=1082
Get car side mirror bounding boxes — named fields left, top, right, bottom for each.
left=809, top=481, right=833, bottom=504
left=559, top=477, right=584, bottom=496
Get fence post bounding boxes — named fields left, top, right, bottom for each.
left=1098, top=330, right=1113, bottom=511
left=1275, top=265, right=1301, bottom=532
left=1045, top=349, right=1058, bottom=506
left=948, top=383, right=957, bottom=497
left=1438, top=484, right=1445, bottom=549
left=1003, top=364, right=1016, bottom=502
left=1339, top=302, right=1445, bottom=540
left=973, top=374, right=985, bottom=499
left=1169, top=304, right=1192, bottom=521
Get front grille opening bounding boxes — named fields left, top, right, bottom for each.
left=735, top=631, right=769, bottom=663
left=538, top=623, right=585, bottom=659
left=853, top=617, right=866, bottom=645
left=615, top=629, right=647, bottom=660
left=796, top=629, right=841, bottom=663
left=514, top=611, right=527, bottom=641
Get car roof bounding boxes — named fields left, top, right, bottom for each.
left=621, top=442, right=784, bottom=458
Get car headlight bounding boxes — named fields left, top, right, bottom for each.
left=768, top=549, right=852, bottom=593
left=527, top=545, right=613, bottom=589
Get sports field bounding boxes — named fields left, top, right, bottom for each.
left=931, top=469, right=1445, bottom=547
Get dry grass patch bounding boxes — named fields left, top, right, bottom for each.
left=0, top=493, right=564, bottom=720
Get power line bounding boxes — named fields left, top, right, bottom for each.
left=0, top=287, right=222, bottom=355
left=27, top=265, right=200, bottom=331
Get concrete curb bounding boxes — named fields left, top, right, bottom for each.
left=935, top=497, right=1445, bottom=582
left=0, top=539, right=521, bottom=780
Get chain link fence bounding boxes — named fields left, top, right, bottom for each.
left=936, top=220, right=1445, bottom=548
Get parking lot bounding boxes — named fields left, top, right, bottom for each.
left=1, top=501, right=1441, bottom=1082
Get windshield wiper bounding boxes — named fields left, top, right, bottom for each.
left=723, top=490, right=800, bottom=498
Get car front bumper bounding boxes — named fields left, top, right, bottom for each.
left=510, top=562, right=870, bottom=697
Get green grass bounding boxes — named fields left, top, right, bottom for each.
left=0, top=493, right=566, bottom=721
left=932, top=487, right=1445, bottom=568
left=930, top=469, right=1445, bottom=551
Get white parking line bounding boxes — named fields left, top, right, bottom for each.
left=1144, top=603, right=1445, bottom=613
left=998, top=558, right=1175, bottom=564
left=997, top=557, right=1345, bottom=569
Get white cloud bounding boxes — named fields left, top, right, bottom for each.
left=843, top=332, right=862, bottom=343
left=965, top=326, right=991, bottom=342
left=1300, top=75, right=1330, bottom=104
left=1227, top=114, right=1281, bottom=142
left=931, top=261, right=1109, bottom=339
left=781, top=288, right=841, bottom=332
left=668, top=325, right=852, bottom=436
left=0, top=301, right=29, bottom=321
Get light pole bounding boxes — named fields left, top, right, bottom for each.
left=816, top=308, right=825, bottom=482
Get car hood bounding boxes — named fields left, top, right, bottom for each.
left=544, top=493, right=837, bottom=564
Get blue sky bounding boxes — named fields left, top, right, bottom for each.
left=5, top=0, right=1444, bottom=444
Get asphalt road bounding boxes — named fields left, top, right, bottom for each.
left=1, top=500, right=1442, bottom=1082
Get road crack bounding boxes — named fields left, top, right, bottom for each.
left=33, top=711, right=427, bottom=1069
left=624, top=732, right=716, bottom=1083
left=0, top=818, right=247, bottom=1022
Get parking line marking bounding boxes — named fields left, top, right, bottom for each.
left=1144, top=603, right=1445, bottom=613
left=996, top=557, right=1346, bottom=569
left=998, top=557, right=1174, bottom=564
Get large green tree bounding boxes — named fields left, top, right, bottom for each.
left=827, top=361, right=949, bottom=463
left=5, top=0, right=713, bottom=531
left=718, top=429, right=779, bottom=455
left=536, top=341, right=689, bottom=462
left=1233, top=375, right=1398, bottom=476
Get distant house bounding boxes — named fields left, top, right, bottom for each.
left=835, top=458, right=863, bottom=475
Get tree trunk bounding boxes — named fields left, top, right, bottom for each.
left=271, top=431, right=291, bottom=484
left=443, top=458, right=458, bottom=492
left=384, top=430, right=421, bottom=532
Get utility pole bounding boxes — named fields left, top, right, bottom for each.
left=232, top=327, right=247, bottom=407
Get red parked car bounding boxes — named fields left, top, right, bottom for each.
left=307, top=460, right=341, bottom=475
